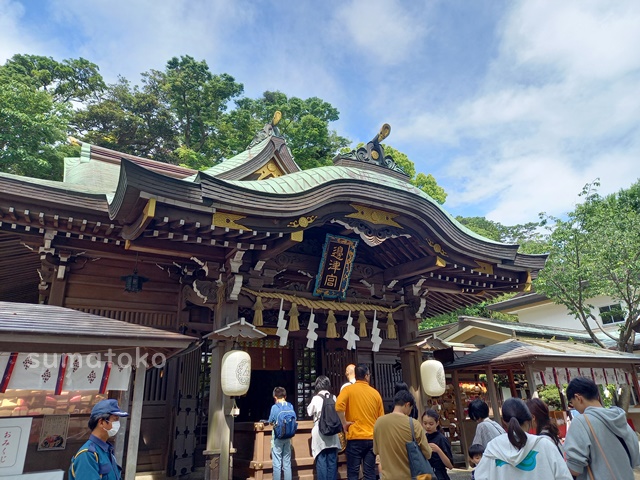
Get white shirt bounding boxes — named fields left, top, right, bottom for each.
left=340, top=379, right=355, bottom=391
left=306, top=390, right=342, bottom=458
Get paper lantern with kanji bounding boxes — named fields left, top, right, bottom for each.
left=221, top=350, right=251, bottom=396
left=420, top=359, right=446, bottom=397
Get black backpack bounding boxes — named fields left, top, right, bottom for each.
left=317, top=392, right=343, bottom=436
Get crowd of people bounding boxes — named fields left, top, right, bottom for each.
left=266, top=367, right=640, bottom=480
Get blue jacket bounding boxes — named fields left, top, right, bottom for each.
left=69, top=434, right=122, bottom=480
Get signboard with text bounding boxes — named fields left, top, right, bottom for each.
left=0, top=417, right=32, bottom=476
left=313, top=234, right=358, bottom=299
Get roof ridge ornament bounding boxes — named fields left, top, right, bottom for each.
left=247, top=110, right=284, bottom=149
left=337, top=123, right=409, bottom=177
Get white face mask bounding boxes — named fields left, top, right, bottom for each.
left=105, top=421, right=120, bottom=437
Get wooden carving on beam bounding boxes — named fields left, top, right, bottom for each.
left=181, top=280, right=219, bottom=310
left=346, top=204, right=402, bottom=228
left=254, top=159, right=285, bottom=180
left=473, top=260, right=494, bottom=275
left=287, top=216, right=317, bottom=229
left=331, top=218, right=409, bottom=247
left=427, top=238, right=449, bottom=257
left=212, top=211, right=250, bottom=231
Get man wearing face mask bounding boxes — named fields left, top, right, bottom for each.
left=69, top=399, right=129, bottom=480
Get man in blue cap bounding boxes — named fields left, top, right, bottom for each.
left=69, top=398, right=129, bottom=480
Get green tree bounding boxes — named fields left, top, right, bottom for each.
left=2, top=54, right=105, bottom=103
left=456, top=216, right=548, bottom=254
left=535, top=180, right=640, bottom=351
left=381, top=145, right=448, bottom=204
left=144, top=55, right=244, bottom=167
left=0, top=78, right=71, bottom=179
left=72, top=77, right=178, bottom=163
left=419, top=295, right=518, bottom=329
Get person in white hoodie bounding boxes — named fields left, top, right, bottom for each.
left=474, top=398, right=572, bottom=480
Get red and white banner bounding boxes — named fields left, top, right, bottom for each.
left=555, top=367, right=568, bottom=386
left=0, top=352, right=131, bottom=393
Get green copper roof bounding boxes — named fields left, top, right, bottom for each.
left=0, top=170, right=109, bottom=196
left=183, top=137, right=271, bottom=181
left=218, top=165, right=502, bottom=245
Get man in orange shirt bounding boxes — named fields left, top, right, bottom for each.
left=336, top=364, right=384, bottom=480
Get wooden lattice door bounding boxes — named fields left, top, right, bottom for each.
left=322, top=339, right=357, bottom=394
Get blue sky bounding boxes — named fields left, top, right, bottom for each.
left=2, top=0, right=640, bottom=225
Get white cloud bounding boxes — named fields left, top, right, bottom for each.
left=332, top=0, right=429, bottom=66
left=393, top=0, right=640, bottom=224
left=0, top=0, right=47, bottom=62
left=47, top=0, right=254, bottom=82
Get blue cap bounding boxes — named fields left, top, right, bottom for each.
left=91, top=399, right=129, bottom=418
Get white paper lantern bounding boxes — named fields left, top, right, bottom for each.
left=420, top=359, right=446, bottom=397
left=221, top=350, right=251, bottom=396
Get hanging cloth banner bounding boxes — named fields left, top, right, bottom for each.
left=7, top=353, right=61, bottom=391
left=554, top=367, right=568, bottom=386
left=0, top=352, right=132, bottom=392
left=542, top=368, right=555, bottom=386
left=313, top=234, right=359, bottom=300
left=593, top=368, right=606, bottom=385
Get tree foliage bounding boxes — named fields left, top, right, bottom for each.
left=535, top=180, right=640, bottom=351
left=419, top=295, right=518, bottom=330
left=2, top=54, right=106, bottom=103
left=381, top=145, right=448, bottom=204
left=0, top=77, right=71, bottom=178
left=456, top=216, right=548, bottom=253
left=72, top=76, right=179, bottom=163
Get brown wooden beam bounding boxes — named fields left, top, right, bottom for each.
left=383, top=255, right=445, bottom=283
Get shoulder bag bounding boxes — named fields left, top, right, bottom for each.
left=584, top=414, right=615, bottom=480
left=406, top=417, right=434, bottom=480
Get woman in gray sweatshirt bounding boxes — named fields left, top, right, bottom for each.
left=469, top=399, right=505, bottom=448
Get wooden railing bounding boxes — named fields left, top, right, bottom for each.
left=233, top=421, right=348, bottom=480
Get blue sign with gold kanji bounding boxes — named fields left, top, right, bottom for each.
left=313, top=234, right=358, bottom=299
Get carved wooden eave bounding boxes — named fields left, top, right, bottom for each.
left=197, top=135, right=300, bottom=181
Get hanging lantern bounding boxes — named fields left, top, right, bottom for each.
left=420, top=359, right=446, bottom=397
left=221, top=350, right=251, bottom=396
left=288, top=303, right=300, bottom=332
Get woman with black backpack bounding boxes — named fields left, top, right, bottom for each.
left=307, top=375, right=342, bottom=480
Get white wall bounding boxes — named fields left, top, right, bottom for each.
left=513, top=295, right=624, bottom=335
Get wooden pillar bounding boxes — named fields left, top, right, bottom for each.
left=524, top=364, right=539, bottom=399
left=48, top=266, right=68, bottom=306
left=631, top=366, right=640, bottom=405
left=400, top=348, right=423, bottom=414
left=114, top=386, right=131, bottom=465
left=507, top=369, right=517, bottom=398
left=486, top=367, right=502, bottom=424
left=206, top=341, right=232, bottom=480
left=124, top=363, right=147, bottom=480
left=452, top=370, right=470, bottom=469
left=206, top=282, right=239, bottom=480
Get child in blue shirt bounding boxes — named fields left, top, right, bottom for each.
left=268, top=386, right=295, bottom=480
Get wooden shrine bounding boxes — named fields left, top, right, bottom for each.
left=0, top=117, right=546, bottom=479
